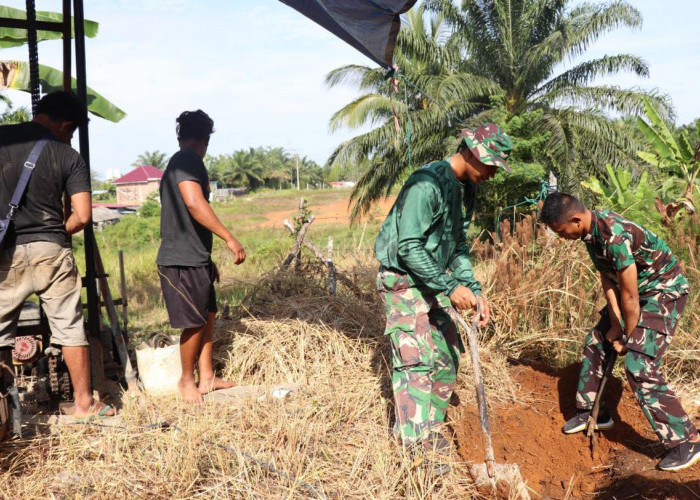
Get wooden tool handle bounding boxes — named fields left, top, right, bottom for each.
left=455, top=304, right=496, bottom=478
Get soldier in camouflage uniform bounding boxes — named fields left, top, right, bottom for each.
left=540, top=192, right=700, bottom=472
left=375, top=123, right=513, bottom=474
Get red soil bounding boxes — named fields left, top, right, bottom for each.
left=454, top=362, right=700, bottom=499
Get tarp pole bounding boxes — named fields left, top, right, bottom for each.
left=62, top=0, right=71, bottom=91
left=73, top=0, right=102, bottom=390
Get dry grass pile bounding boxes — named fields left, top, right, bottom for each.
left=1, top=264, right=517, bottom=498
left=4, top=215, right=699, bottom=498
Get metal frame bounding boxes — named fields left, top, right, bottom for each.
left=0, top=0, right=101, bottom=380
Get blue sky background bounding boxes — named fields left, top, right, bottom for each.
left=2, top=0, right=699, bottom=179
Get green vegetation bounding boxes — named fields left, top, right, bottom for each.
left=326, top=1, right=667, bottom=219
left=0, top=5, right=125, bottom=122
left=206, top=146, right=326, bottom=190
left=74, top=188, right=381, bottom=334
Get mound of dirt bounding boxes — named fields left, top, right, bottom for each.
left=454, top=362, right=700, bottom=499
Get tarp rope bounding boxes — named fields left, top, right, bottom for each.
left=495, top=179, right=552, bottom=240
left=388, top=67, right=414, bottom=168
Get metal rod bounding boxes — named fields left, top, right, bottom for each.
left=118, top=250, right=128, bottom=337
left=25, top=0, right=40, bottom=115
left=0, top=18, right=63, bottom=31
left=62, top=0, right=71, bottom=91
left=72, top=0, right=100, bottom=344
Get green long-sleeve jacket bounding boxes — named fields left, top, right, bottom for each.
left=374, top=160, right=482, bottom=296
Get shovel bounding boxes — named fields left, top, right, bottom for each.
left=586, top=347, right=617, bottom=458
left=454, top=304, right=530, bottom=499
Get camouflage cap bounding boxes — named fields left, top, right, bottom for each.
left=460, top=123, right=513, bottom=173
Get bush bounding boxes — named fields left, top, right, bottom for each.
left=139, top=199, right=161, bottom=218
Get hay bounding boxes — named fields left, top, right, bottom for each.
left=3, top=216, right=698, bottom=498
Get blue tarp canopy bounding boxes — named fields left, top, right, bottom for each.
left=280, top=0, right=417, bottom=68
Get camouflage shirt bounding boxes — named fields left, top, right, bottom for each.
left=374, top=160, right=481, bottom=296
left=582, top=210, right=689, bottom=298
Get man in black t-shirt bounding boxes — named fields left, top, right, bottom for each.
left=0, top=91, right=114, bottom=420
left=156, top=110, right=245, bottom=404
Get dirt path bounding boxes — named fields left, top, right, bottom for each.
left=454, top=362, right=700, bottom=498
left=250, top=196, right=396, bottom=228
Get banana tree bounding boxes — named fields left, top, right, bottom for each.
left=581, top=163, right=663, bottom=228
left=0, top=5, right=125, bottom=122
left=637, top=96, right=698, bottom=215
left=0, top=5, right=98, bottom=48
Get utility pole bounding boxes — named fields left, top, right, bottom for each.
left=295, top=153, right=300, bottom=191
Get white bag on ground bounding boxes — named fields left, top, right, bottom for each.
left=136, top=334, right=181, bottom=395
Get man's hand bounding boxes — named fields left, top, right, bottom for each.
left=605, top=326, right=628, bottom=355
left=610, top=340, right=628, bottom=355
left=476, top=295, right=490, bottom=327
left=605, top=325, right=622, bottom=344
left=449, top=285, right=477, bottom=311
left=227, top=237, right=246, bottom=264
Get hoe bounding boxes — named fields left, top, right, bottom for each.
left=455, top=306, right=530, bottom=498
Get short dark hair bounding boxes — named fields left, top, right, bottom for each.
left=176, top=110, right=214, bottom=141
left=540, top=192, right=587, bottom=225
left=36, top=91, right=89, bottom=127
left=456, top=139, right=469, bottom=154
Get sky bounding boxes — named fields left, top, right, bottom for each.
left=1, top=0, right=699, bottom=179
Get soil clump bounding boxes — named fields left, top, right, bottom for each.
left=454, top=361, right=700, bottom=498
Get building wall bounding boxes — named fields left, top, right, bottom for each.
left=116, top=180, right=160, bottom=204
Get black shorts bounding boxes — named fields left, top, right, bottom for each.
left=158, top=264, right=218, bottom=329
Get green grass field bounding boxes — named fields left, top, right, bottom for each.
left=74, top=188, right=384, bottom=338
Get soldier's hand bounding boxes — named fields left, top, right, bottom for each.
left=449, top=285, right=477, bottom=311
left=226, top=237, right=246, bottom=265
left=611, top=339, right=628, bottom=355
left=476, top=295, right=490, bottom=327
left=605, top=327, right=622, bottom=344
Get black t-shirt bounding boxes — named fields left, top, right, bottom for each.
left=156, top=150, right=213, bottom=267
left=0, top=122, right=90, bottom=248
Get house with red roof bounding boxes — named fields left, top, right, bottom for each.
left=112, top=165, right=164, bottom=205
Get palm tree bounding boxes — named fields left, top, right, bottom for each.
left=132, top=150, right=169, bottom=170
left=327, top=1, right=671, bottom=218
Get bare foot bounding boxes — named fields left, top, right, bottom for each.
left=179, top=378, right=203, bottom=404
left=198, top=376, right=234, bottom=394
left=73, top=401, right=116, bottom=420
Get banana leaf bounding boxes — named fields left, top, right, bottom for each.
left=0, top=61, right=125, bottom=122
left=0, top=6, right=98, bottom=48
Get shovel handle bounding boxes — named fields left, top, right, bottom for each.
left=587, top=349, right=617, bottom=458
left=454, top=303, right=496, bottom=478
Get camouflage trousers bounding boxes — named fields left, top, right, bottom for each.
left=377, top=268, right=463, bottom=446
left=577, top=293, right=698, bottom=448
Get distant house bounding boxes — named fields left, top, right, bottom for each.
left=329, top=181, right=356, bottom=189
left=112, top=165, right=164, bottom=205
left=91, top=205, right=123, bottom=231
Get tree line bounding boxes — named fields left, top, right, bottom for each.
left=324, top=0, right=700, bottom=225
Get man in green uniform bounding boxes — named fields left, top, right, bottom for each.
left=375, top=123, right=513, bottom=474
left=540, top=192, right=700, bottom=472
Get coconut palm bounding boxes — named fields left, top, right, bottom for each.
left=132, top=150, right=169, bottom=170
left=327, top=1, right=672, bottom=218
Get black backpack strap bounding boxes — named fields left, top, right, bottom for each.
left=6, top=135, right=51, bottom=219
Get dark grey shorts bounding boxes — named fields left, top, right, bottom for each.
left=157, top=263, right=218, bottom=329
